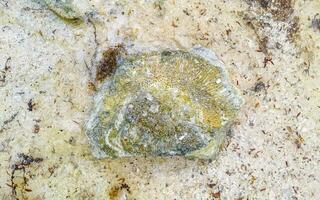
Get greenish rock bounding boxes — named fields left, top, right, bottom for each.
left=86, top=46, right=243, bottom=159
left=44, top=0, right=81, bottom=20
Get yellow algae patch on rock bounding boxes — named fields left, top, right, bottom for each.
left=86, top=46, right=243, bottom=159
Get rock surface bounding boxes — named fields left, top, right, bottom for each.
left=86, top=47, right=243, bottom=159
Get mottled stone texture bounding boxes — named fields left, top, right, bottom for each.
left=86, top=47, right=243, bottom=159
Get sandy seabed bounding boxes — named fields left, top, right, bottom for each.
left=0, top=0, right=319, bottom=199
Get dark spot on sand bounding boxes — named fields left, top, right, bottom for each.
left=253, top=81, right=266, bottom=92
left=108, top=178, right=131, bottom=200
left=16, top=153, right=43, bottom=166
left=96, top=45, right=124, bottom=82
left=312, top=14, right=320, bottom=32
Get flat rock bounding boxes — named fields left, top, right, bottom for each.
left=86, top=46, right=243, bottom=159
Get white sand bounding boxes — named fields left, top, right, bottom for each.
left=0, top=0, right=319, bottom=199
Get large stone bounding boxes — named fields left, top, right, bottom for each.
left=86, top=46, right=243, bottom=159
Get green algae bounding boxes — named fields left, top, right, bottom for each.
left=44, top=0, right=81, bottom=20
left=86, top=46, right=243, bottom=159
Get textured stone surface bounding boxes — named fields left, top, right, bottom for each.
left=86, top=47, right=243, bottom=159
